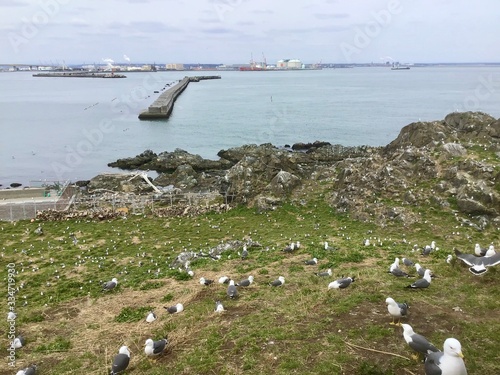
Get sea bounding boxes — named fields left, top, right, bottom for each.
left=1, top=66, right=500, bottom=187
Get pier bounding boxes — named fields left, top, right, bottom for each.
left=138, top=75, right=221, bottom=120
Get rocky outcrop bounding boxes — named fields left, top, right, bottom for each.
left=102, top=111, right=500, bottom=227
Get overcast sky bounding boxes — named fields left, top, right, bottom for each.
left=1, top=0, right=498, bottom=65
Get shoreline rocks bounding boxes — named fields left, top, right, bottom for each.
left=97, top=111, right=500, bottom=226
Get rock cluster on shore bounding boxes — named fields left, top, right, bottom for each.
left=93, top=111, right=500, bottom=226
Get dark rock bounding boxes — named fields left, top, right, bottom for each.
left=108, top=149, right=157, bottom=170
left=292, top=140, right=331, bottom=151
left=10, top=183, right=22, bottom=188
left=75, top=180, right=90, bottom=187
left=88, top=173, right=154, bottom=193
left=156, top=149, right=231, bottom=172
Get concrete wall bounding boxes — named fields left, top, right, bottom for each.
left=0, top=188, right=46, bottom=199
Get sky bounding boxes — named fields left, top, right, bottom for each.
left=0, top=0, right=499, bottom=66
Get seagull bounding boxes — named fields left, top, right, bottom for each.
left=236, top=275, right=254, bottom=287
left=240, top=245, right=249, bottom=260
left=455, top=248, right=500, bottom=275
left=15, top=365, right=37, bottom=375
left=102, top=278, right=118, bottom=291
left=389, top=257, right=400, bottom=272
left=13, top=334, right=26, bottom=348
left=110, top=346, right=130, bottom=375
left=402, top=257, right=414, bottom=267
left=282, top=243, right=295, bottom=253
left=328, top=276, right=355, bottom=289
left=145, top=311, right=157, bottom=323
left=324, top=242, right=336, bottom=251
left=401, top=323, right=440, bottom=360
left=199, top=277, right=214, bottom=286
left=304, top=257, right=318, bottom=265
left=474, top=243, right=488, bottom=257
left=269, top=276, right=285, bottom=287
left=164, top=303, right=184, bottom=314
left=385, top=297, right=409, bottom=325
left=414, top=263, right=431, bottom=278
left=227, top=280, right=238, bottom=299
left=422, top=244, right=433, bottom=256
left=424, top=338, right=467, bottom=375
left=144, top=337, right=168, bottom=357
left=390, top=263, right=412, bottom=278
left=34, top=226, right=43, bottom=236
left=446, top=254, right=453, bottom=264
left=406, top=269, right=432, bottom=289
left=315, top=268, right=332, bottom=277
left=218, top=276, right=230, bottom=284
left=214, top=300, right=225, bottom=312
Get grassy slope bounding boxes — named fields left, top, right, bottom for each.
left=1, top=187, right=500, bottom=375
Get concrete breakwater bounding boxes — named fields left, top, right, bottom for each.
left=138, top=75, right=221, bottom=120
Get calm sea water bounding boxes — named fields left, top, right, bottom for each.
left=1, top=67, right=500, bottom=186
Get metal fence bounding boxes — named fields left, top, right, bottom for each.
left=73, top=190, right=234, bottom=215
left=0, top=184, right=77, bottom=222
left=0, top=186, right=234, bottom=221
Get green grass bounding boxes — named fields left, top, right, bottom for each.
left=1, top=194, right=500, bottom=374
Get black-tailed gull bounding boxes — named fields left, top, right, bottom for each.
left=227, top=280, right=238, bottom=298
left=15, top=364, right=37, bottom=375
left=164, top=303, right=184, bottom=314
left=424, top=338, right=467, bottom=375
left=269, top=276, right=285, bottom=287
left=474, top=243, right=488, bottom=257
left=13, top=334, right=26, bottom=348
left=454, top=248, right=500, bottom=275
left=328, top=276, right=355, bottom=289
left=402, top=257, right=414, bottom=267
left=199, top=277, right=214, bottom=286
left=214, top=300, right=225, bottom=312
left=236, top=276, right=254, bottom=287
left=145, top=310, right=157, bottom=323
left=144, top=337, right=168, bottom=356
left=315, top=268, right=332, bottom=277
left=102, top=278, right=118, bottom=291
left=401, top=323, right=439, bottom=359
left=406, top=269, right=432, bottom=289
left=304, top=257, right=318, bottom=265
left=390, top=264, right=412, bottom=278
left=385, top=297, right=409, bottom=325
left=110, top=345, right=130, bottom=375
left=240, top=245, right=249, bottom=260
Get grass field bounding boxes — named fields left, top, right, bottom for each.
left=2, top=194, right=500, bottom=374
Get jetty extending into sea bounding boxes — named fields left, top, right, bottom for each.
left=138, top=75, right=221, bottom=120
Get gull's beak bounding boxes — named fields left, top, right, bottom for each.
left=458, top=351, right=464, bottom=359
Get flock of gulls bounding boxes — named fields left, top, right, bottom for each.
left=8, top=232, right=500, bottom=374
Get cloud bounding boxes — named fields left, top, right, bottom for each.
left=107, top=21, right=181, bottom=33
left=2, top=0, right=30, bottom=7
left=314, top=13, right=350, bottom=20
left=200, top=27, right=236, bottom=34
